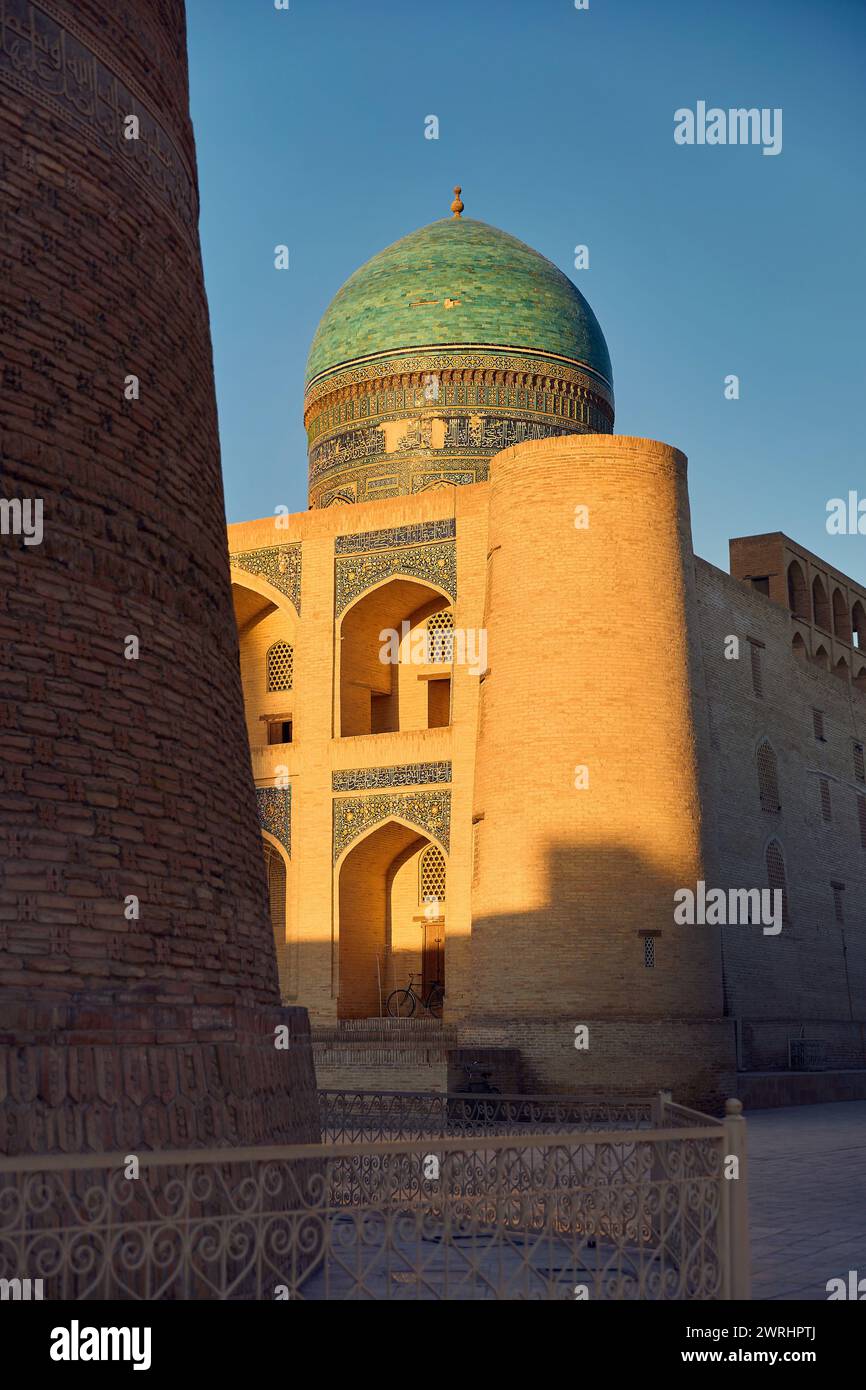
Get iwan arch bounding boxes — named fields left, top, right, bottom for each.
left=228, top=196, right=866, bottom=1107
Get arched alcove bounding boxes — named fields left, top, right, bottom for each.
left=262, top=832, right=292, bottom=999
left=787, top=561, right=808, bottom=619
left=232, top=575, right=299, bottom=750
left=338, top=576, right=453, bottom=737
left=813, top=644, right=830, bottom=672
left=336, top=818, right=447, bottom=1018
left=832, top=588, right=852, bottom=642
left=812, top=575, right=831, bottom=631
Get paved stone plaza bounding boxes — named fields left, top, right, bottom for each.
left=748, top=1100, right=866, bottom=1300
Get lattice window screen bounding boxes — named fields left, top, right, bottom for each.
left=765, top=840, right=790, bottom=925
left=858, top=795, right=866, bottom=851
left=643, top=937, right=655, bottom=969
left=812, top=708, right=825, bottom=741
left=267, top=641, right=294, bottom=692
left=419, top=844, right=446, bottom=906
left=819, top=778, right=832, bottom=824
left=756, top=740, right=780, bottom=812
left=854, top=743, right=865, bottom=784
left=426, top=610, right=454, bottom=663
left=749, top=642, right=764, bottom=698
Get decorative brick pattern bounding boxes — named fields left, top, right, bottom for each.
left=257, top=787, right=291, bottom=857
left=335, top=520, right=455, bottom=554
left=335, top=540, right=456, bottom=614
left=231, top=542, right=302, bottom=614
left=0, top=0, right=197, bottom=241
left=332, top=762, right=452, bottom=792
left=333, top=791, right=451, bottom=862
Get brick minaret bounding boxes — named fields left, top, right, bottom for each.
left=0, top=0, right=317, bottom=1154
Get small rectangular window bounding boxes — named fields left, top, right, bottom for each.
left=267, top=720, right=292, bottom=745
left=370, top=692, right=391, bottom=733
left=819, top=778, right=832, bottom=824
left=751, top=576, right=770, bottom=596
left=749, top=641, right=763, bottom=698
left=854, top=743, right=865, bottom=783
left=812, top=708, right=826, bottom=742
left=858, top=796, right=866, bottom=851
left=644, top=937, right=655, bottom=969
left=832, top=882, right=845, bottom=924
left=427, top=678, right=451, bottom=729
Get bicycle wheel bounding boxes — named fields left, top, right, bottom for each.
left=426, top=985, right=444, bottom=1018
left=386, top=989, right=416, bottom=1018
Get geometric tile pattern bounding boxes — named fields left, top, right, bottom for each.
left=332, top=762, right=452, bottom=792
left=231, top=543, right=302, bottom=614
left=333, top=790, right=451, bottom=862
left=335, top=541, right=456, bottom=615
left=257, top=786, right=291, bottom=857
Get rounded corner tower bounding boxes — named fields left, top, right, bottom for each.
left=304, top=205, right=614, bottom=507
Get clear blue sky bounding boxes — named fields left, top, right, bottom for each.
left=186, top=0, right=865, bottom=581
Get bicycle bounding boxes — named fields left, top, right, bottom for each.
left=386, top=973, right=444, bottom=1018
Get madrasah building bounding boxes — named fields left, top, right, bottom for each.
left=226, top=189, right=866, bottom=1107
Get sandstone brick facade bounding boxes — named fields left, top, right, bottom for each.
left=229, top=438, right=865, bottom=1109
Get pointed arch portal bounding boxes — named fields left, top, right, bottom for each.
left=336, top=818, right=447, bottom=1019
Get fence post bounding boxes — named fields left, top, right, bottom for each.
left=648, top=1091, right=671, bottom=1276
left=651, top=1089, right=671, bottom=1126
left=723, top=1098, right=751, bottom=1299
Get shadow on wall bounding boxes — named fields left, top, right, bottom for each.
left=469, top=839, right=726, bottom=1017
left=265, top=833, right=744, bottom=1108
left=466, top=838, right=736, bottom=1108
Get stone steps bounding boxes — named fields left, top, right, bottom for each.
left=311, top=1018, right=455, bottom=1090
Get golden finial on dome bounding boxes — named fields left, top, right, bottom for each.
left=450, top=185, right=464, bottom=218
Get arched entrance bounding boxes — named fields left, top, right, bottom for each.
left=336, top=818, right=447, bottom=1018
left=262, top=832, right=291, bottom=999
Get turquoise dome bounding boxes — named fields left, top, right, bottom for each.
left=305, top=217, right=612, bottom=389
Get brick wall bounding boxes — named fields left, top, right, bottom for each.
left=694, top=554, right=866, bottom=1071
left=0, top=0, right=318, bottom=1153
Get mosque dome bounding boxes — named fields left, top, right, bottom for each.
left=304, top=194, right=614, bottom=508
left=306, top=217, right=612, bottom=389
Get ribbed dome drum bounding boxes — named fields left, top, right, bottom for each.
left=305, top=216, right=614, bottom=507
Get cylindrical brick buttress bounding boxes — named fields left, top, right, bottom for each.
left=470, top=435, right=733, bottom=1099
left=0, top=0, right=317, bottom=1153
